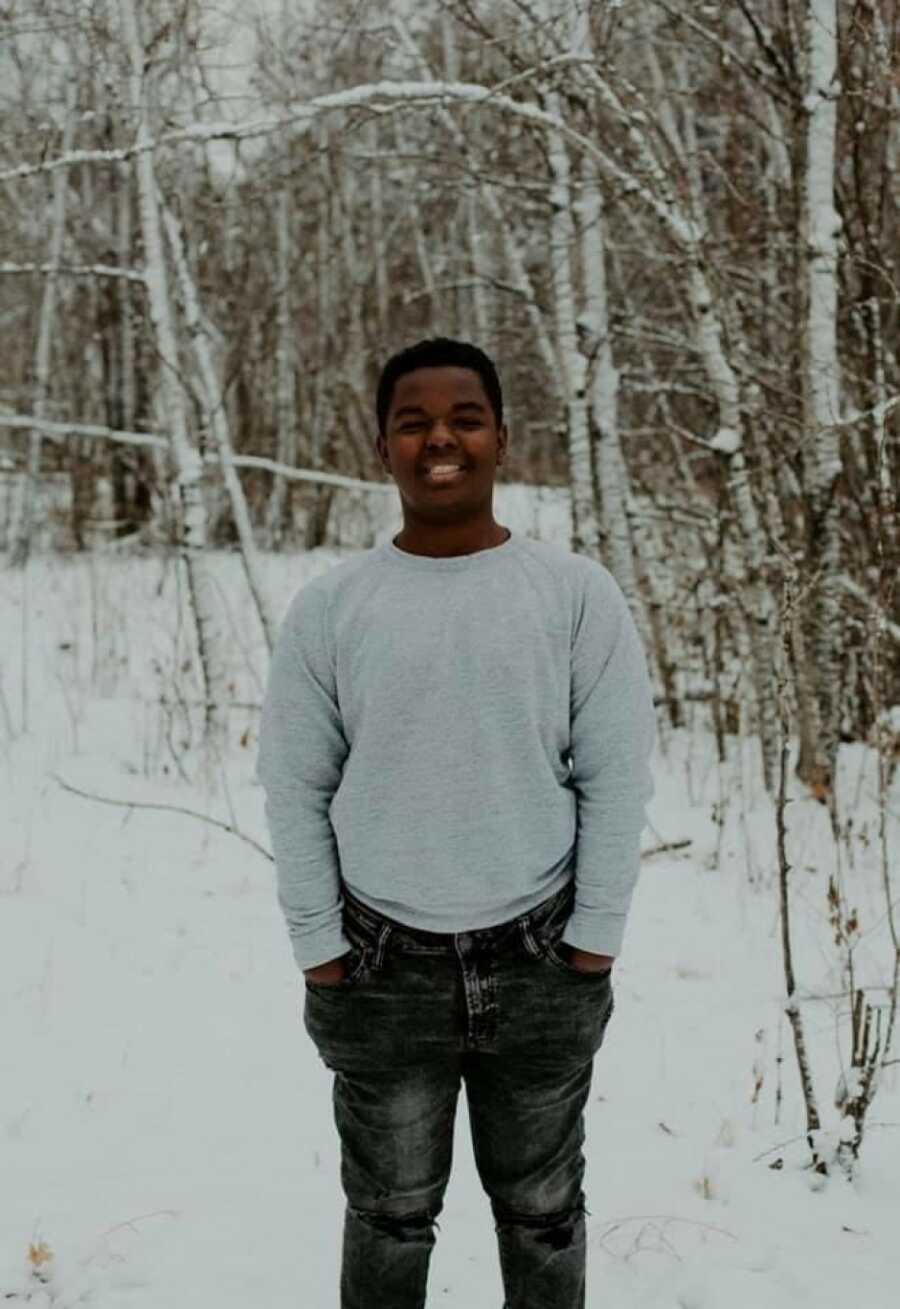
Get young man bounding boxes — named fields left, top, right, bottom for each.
left=257, top=338, right=656, bottom=1309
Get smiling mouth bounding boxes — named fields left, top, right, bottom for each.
left=422, top=465, right=468, bottom=484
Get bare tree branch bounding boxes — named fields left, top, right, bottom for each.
left=52, top=773, right=273, bottom=863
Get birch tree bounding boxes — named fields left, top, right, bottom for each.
left=161, top=199, right=280, bottom=655
left=801, top=0, right=844, bottom=797
left=118, top=0, right=229, bottom=755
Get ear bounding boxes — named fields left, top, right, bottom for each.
left=496, top=423, right=509, bottom=462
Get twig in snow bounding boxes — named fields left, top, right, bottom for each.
left=94, top=1209, right=180, bottom=1239
left=642, top=838, right=692, bottom=857
left=51, top=773, right=273, bottom=863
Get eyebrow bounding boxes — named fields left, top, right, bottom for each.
left=391, top=401, right=487, bottom=421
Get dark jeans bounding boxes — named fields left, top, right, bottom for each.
left=302, top=877, right=615, bottom=1309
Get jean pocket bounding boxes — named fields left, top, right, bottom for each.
left=543, top=939, right=613, bottom=980
left=304, top=942, right=369, bottom=994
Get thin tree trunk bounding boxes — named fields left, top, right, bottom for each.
left=306, top=120, right=335, bottom=550
left=776, top=563, right=826, bottom=1174
left=391, top=117, right=440, bottom=331
left=118, top=0, right=229, bottom=755
left=266, top=185, right=298, bottom=548
left=533, top=6, right=601, bottom=563
left=118, top=164, right=136, bottom=434
left=468, top=188, right=490, bottom=343
left=7, top=85, right=76, bottom=566
left=369, top=117, right=389, bottom=335
left=801, top=0, right=844, bottom=797
left=579, top=163, right=638, bottom=591
left=161, top=200, right=279, bottom=655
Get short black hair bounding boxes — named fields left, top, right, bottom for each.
left=375, top=338, right=503, bottom=439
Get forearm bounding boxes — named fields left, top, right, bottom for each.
left=263, top=788, right=351, bottom=971
left=563, top=571, right=657, bottom=958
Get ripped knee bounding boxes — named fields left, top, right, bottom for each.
left=492, top=1197, right=588, bottom=1251
left=349, top=1207, right=441, bottom=1241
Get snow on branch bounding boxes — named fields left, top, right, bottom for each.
left=232, top=453, right=394, bottom=495
left=0, top=413, right=395, bottom=495
left=0, top=262, right=145, bottom=282
left=0, top=413, right=167, bottom=449
left=0, top=78, right=690, bottom=242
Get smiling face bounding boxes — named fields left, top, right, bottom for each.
left=375, top=365, right=508, bottom=553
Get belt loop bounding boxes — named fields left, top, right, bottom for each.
left=373, top=923, right=391, bottom=970
left=519, top=917, right=543, bottom=959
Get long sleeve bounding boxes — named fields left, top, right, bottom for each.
left=559, top=567, right=656, bottom=958
left=257, top=582, right=352, bottom=972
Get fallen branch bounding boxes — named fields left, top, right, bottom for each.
left=52, top=773, right=273, bottom=863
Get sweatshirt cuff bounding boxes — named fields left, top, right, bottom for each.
left=560, top=911, right=627, bottom=958
left=290, top=929, right=353, bottom=974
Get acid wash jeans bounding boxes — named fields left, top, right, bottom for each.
left=302, top=877, right=616, bottom=1309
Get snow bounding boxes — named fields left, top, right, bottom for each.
left=2, top=484, right=899, bottom=1307
left=709, top=427, right=742, bottom=455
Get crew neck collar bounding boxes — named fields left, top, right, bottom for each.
left=380, top=528, right=517, bottom=570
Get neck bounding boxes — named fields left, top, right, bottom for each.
left=393, top=519, right=509, bottom=558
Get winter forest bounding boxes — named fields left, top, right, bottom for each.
left=2, top=0, right=899, bottom=1305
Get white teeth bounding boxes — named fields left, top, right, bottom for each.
left=427, top=465, right=462, bottom=474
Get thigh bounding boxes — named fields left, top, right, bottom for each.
left=334, top=1062, right=461, bottom=1215
left=303, top=938, right=463, bottom=1214
left=463, top=1047, right=594, bottom=1217
left=463, top=932, right=615, bottom=1215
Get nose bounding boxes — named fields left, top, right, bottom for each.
left=426, top=420, right=458, bottom=449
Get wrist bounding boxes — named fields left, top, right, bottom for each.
left=567, top=946, right=615, bottom=972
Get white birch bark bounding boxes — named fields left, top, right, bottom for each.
left=622, top=12, right=780, bottom=786
left=578, top=156, right=636, bottom=602
left=564, top=1, right=636, bottom=597
left=538, top=0, right=607, bottom=560
left=543, top=94, right=600, bottom=559
left=530, top=0, right=598, bottom=555
left=691, top=282, right=779, bottom=794
left=0, top=262, right=143, bottom=280
left=7, top=84, right=76, bottom=567
left=118, top=0, right=229, bottom=755
left=803, top=0, right=844, bottom=790
left=161, top=200, right=279, bottom=656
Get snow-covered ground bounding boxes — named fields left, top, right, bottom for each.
left=2, top=486, right=898, bottom=1307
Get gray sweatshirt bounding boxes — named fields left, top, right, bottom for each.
left=257, top=530, right=656, bottom=972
